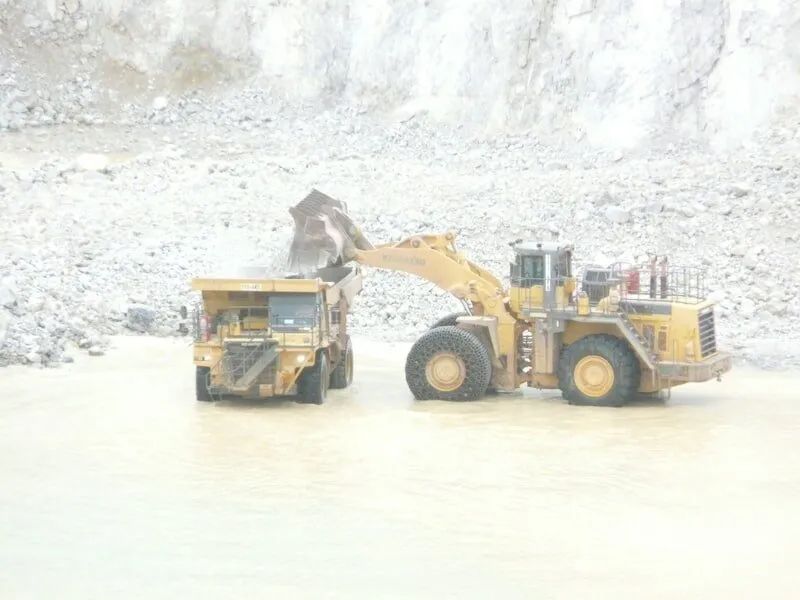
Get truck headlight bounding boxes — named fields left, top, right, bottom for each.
left=297, top=355, right=306, bottom=363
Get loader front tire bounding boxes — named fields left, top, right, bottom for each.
left=406, top=326, right=491, bottom=401
left=429, top=312, right=469, bottom=330
left=330, top=336, right=353, bottom=389
left=558, top=334, right=640, bottom=407
left=195, top=366, right=214, bottom=402
left=298, top=352, right=328, bottom=405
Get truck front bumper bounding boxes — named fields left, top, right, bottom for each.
left=655, top=352, right=733, bottom=383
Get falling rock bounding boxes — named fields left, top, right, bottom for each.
left=88, top=346, right=104, bottom=356
left=25, top=351, right=41, bottom=364
left=604, top=205, right=630, bottom=224
left=126, top=304, right=158, bottom=332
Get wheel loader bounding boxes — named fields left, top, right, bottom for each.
left=288, top=190, right=732, bottom=407
left=190, top=265, right=362, bottom=403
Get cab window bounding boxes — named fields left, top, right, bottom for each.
left=521, top=256, right=544, bottom=281
left=268, top=293, right=317, bottom=331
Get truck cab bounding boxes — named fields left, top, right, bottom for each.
left=190, top=266, right=362, bottom=404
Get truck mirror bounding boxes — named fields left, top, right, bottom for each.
left=179, top=305, right=188, bottom=319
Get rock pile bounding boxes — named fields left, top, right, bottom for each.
left=1, top=96, right=798, bottom=368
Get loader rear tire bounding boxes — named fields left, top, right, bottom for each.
left=298, top=352, right=328, bottom=405
left=195, top=366, right=214, bottom=402
left=330, top=336, right=353, bottom=389
left=557, top=334, right=640, bottom=407
left=429, top=312, right=468, bottom=330
left=406, top=326, right=491, bottom=401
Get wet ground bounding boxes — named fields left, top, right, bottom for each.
left=1, top=336, right=799, bottom=599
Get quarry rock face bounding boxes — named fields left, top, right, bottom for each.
left=1, top=0, right=798, bottom=147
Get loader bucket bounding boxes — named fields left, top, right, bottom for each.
left=288, top=189, right=373, bottom=272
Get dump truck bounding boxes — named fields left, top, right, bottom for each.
left=190, top=265, right=362, bottom=403
left=288, top=189, right=732, bottom=407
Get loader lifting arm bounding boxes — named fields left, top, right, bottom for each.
left=354, top=234, right=507, bottom=316
left=288, top=189, right=513, bottom=321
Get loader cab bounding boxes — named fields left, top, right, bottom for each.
left=509, top=241, right=576, bottom=314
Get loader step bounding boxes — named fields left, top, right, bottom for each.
left=616, top=313, right=658, bottom=369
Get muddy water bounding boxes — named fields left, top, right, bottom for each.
left=1, top=337, right=799, bottom=599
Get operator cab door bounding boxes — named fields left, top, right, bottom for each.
left=510, top=249, right=574, bottom=313
left=510, top=254, right=546, bottom=313
left=522, top=255, right=546, bottom=308
left=554, top=250, right=574, bottom=308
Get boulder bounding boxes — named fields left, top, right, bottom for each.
left=152, top=96, right=169, bottom=111
left=74, top=153, right=111, bottom=172
left=728, top=183, right=751, bottom=197
left=0, top=284, right=16, bottom=308
left=0, top=309, right=10, bottom=345
left=126, top=304, right=158, bottom=332
left=604, top=205, right=630, bottom=224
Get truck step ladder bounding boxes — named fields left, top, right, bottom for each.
left=231, top=344, right=280, bottom=392
left=616, top=312, right=658, bottom=370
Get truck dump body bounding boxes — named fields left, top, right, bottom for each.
left=191, top=266, right=362, bottom=402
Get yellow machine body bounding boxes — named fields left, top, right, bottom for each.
left=286, top=189, right=732, bottom=405
left=191, top=266, right=362, bottom=400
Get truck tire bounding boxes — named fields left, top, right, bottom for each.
left=429, top=312, right=468, bottom=330
left=557, top=334, right=640, bottom=407
left=298, top=352, right=328, bottom=405
left=196, top=366, right=214, bottom=402
left=406, top=326, right=491, bottom=401
left=330, top=336, right=353, bottom=389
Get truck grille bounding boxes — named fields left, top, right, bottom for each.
left=698, top=308, right=716, bottom=357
